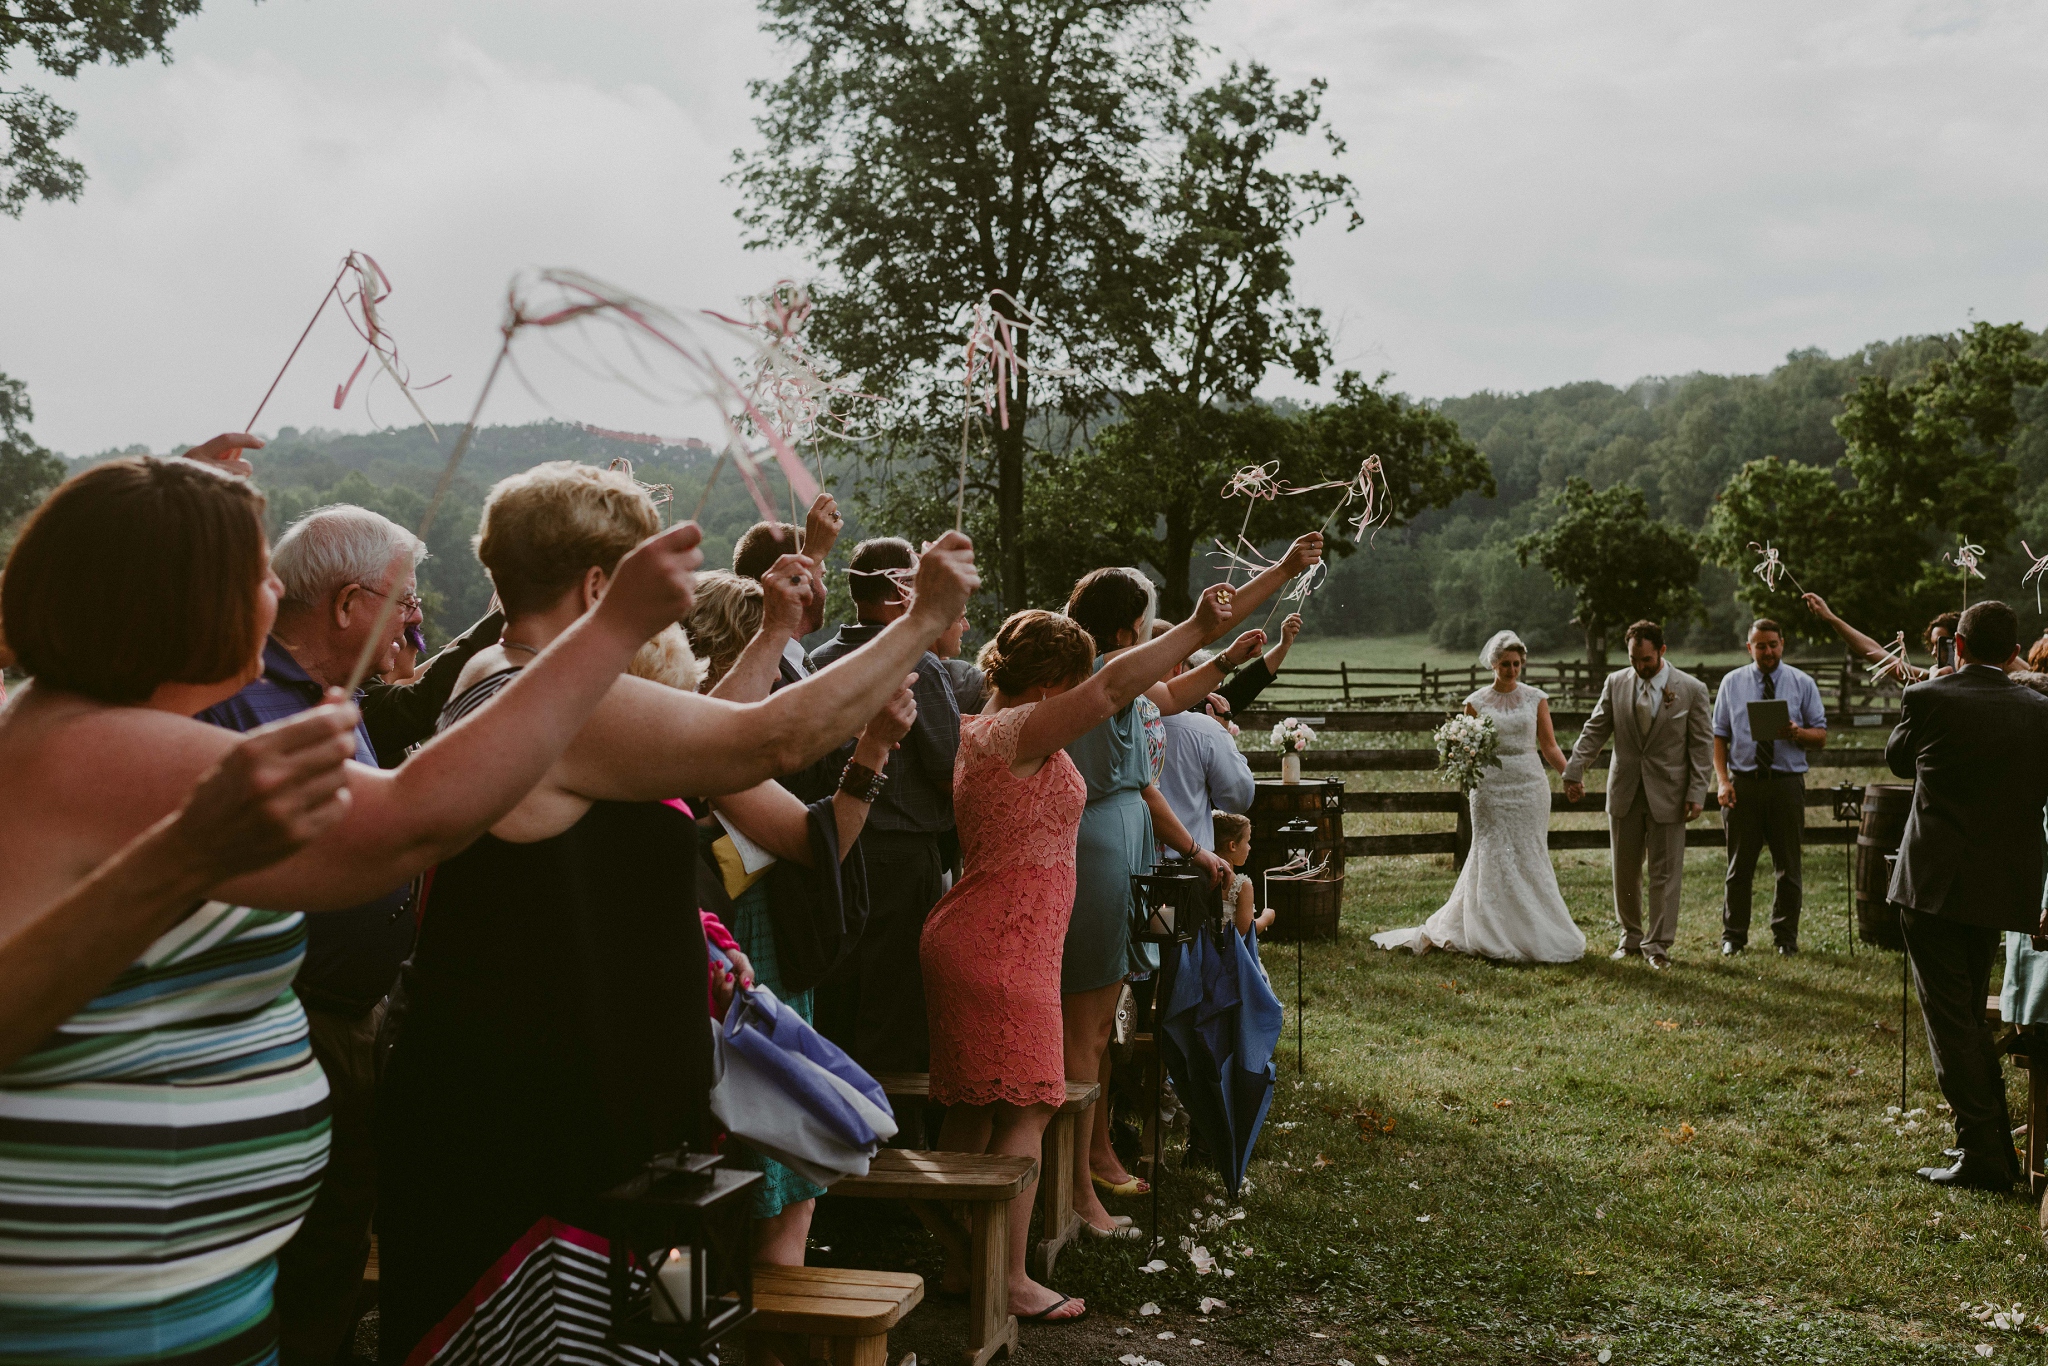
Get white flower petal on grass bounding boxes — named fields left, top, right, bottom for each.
left=1157, top=1332, right=1175, bottom=1340
left=1190, top=1339, right=1205, bottom=1347
left=1139, top=1302, right=1161, bottom=1317
left=1199, top=1297, right=1227, bottom=1315
left=1377, top=1357, right=1393, bottom=1366
left=1598, top=1351, right=1612, bottom=1364
left=1976, top=1346, right=1994, bottom=1358
left=1416, top=1214, right=1432, bottom=1222
left=1139, top=1260, right=1168, bottom=1274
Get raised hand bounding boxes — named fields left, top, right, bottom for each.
left=1222, top=630, right=1267, bottom=667
left=802, top=492, right=844, bottom=563
left=760, top=553, right=816, bottom=639
left=1193, top=583, right=1236, bottom=642
left=1281, top=531, right=1325, bottom=575
left=911, top=531, right=980, bottom=624
left=1281, top=612, right=1304, bottom=644
left=181, top=432, right=265, bottom=479
left=602, top=522, right=705, bottom=640
left=1800, top=592, right=1833, bottom=621
left=173, top=697, right=360, bottom=879
left=862, top=675, right=920, bottom=751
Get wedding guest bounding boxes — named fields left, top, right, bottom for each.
left=921, top=589, right=1233, bottom=1323
left=191, top=505, right=447, bottom=1362
left=809, top=538, right=962, bottom=1074
left=654, top=602, right=914, bottom=1272
left=936, top=611, right=986, bottom=714
left=1214, top=812, right=1274, bottom=938
left=374, top=462, right=977, bottom=1363
left=1157, top=649, right=1257, bottom=856
left=0, top=451, right=703, bottom=1363
left=362, top=608, right=505, bottom=767
left=733, top=492, right=842, bottom=685
left=1801, top=593, right=1959, bottom=684
left=1711, top=619, right=1827, bottom=955
left=1885, top=601, right=2048, bottom=1190
left=1059, top=538, right=1320, bottom=1234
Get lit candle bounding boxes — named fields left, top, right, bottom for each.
left=650, top=1248, right=695, bottom=1323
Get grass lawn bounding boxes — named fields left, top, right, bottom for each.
left=823, top=836, right=2048, bottom=1365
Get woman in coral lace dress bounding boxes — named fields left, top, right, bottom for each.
left=921, top=589, right=1233, bottom=1324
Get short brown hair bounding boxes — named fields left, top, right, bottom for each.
left=1749, top=618, right=1783, bottom=640
left=1959, top=600, right=2020, bottom=665
left=847, top=537, right=915, bottom=607
left=475, top=461, right=660, bottom=615
left=3, top=457, right=269, bottom=704
left=733, top=521, right=799, bottom=581
left=1213, top=811, right=1252, bottom=849
left=1624, top=620, right=1664, bottom=651
left=978, top=610, right=1095, bottom=697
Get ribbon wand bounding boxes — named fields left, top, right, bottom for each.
left=1944, top=538, right=1985, bottom=611
left=1747, top=541, right=1808, bottom=597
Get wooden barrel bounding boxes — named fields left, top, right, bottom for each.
left=1249, top=778, right=1345, bottom=942
left=1854, top=784, right=1913, bottom=951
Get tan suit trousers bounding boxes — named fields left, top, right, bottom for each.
left=1610, top=798, right=1686, bottom=956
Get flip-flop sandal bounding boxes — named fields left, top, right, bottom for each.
left=1091, top=1172, right=1151, bottom=1197
left=1019, top=1296, right=1087, bottom=1324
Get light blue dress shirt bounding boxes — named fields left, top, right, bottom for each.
left=1157, top=708, right=1258, bottom=854
left=1711, top=662, right=1827, bottom=774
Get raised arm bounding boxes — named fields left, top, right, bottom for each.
left=549, top=534, right=978, bottom=803
left=1017, top=586, right=1232, bottom=765
left=1, top=705, right=357, bottom=1069
left=1155, top=630, right=1266, bottom=714
left=710, top=555, right=814, bottom=703
left=1223, top=533, right=1322, bottom=623
left=710, top=680, right=915, bottom=864
left=1801, top=593, right=1892, bottom=668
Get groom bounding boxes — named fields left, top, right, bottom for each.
left=1562, top=620, right=1713, bottom=968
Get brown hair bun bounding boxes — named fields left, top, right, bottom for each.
left=977, top=610, right=1095, bottom=697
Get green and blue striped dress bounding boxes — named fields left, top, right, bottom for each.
left=0, top=901, right=332, bottom=1364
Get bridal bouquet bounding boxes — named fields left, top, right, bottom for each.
left=1434, top=713, right=1502, bottom=793
left=1270, top=717, right=1316, bottom=754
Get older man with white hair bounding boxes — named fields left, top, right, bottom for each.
left=195, top=504, right=463, bottom=1365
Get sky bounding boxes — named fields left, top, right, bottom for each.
left=1, top=0, right=2044, bottom=456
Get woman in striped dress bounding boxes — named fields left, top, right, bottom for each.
left=0, top=453, right=707, bottom=1362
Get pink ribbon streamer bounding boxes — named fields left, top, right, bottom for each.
left=248, top=250, right=450, bottom=437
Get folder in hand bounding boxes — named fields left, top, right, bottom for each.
left=1746, top=697, right=1791, bottom=744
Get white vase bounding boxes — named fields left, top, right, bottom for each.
left=1281, top=752, right=1302, bottom=784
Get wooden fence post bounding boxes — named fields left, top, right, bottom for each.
left=1340, top=661, right=1352, bottom=704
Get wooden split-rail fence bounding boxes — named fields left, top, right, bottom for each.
left=1233, top=706, right=1899, bottom=867
left=1247, top=658, right=1904, bottom=714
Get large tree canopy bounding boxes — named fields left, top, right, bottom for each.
left=1517, top=477, right=1701, bottom=666
left=735, top=0, right=1195, bottom=608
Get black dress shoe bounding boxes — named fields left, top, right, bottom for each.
left=1721, top=941, right=1744, bottom=956
left=1917, top=1151, right=2014, bottom=1192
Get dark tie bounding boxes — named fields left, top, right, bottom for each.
left=1758, top=669, right=1776, bottom=772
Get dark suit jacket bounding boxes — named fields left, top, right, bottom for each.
left=1885, top=665, right=2048, bottom=931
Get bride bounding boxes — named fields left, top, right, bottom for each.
left=1372, top=630, right=1585, bottom=963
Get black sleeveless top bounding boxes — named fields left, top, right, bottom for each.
left=374, top=668, right=710, bottom=1361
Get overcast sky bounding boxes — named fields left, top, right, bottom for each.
left=2, top=0, right=2043, bottom=456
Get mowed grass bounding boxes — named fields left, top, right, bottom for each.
left=1032, top=843, right=2048, bottom=1365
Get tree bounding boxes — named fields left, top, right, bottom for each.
left=735, top=0, right=1195, bottom=609
left=3, top=0, right=207, bottom=217
left=0, top=373, right=63, bottom=534
left=1702, top=321, right=2048, bottom=642
left=1516, top=477, right=1701, bottom=666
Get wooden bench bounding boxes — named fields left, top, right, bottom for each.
left=747, top=1264, right=922, bottom=1366
left=829, top=1149, right=1034, bottom=1366
left=872, top=1073, right=1102, bottom=1280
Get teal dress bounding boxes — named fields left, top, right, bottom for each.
left=726, top=881, right=829, bottom=1219
left=1062, top=668, right=1155, bottom=995
left=1998, top=804, right=2048, bottom=1026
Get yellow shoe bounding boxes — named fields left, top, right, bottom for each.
left=1091, top=1172, right=1150, bottom=1197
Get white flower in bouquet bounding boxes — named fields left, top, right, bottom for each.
left=1270, top=717, right=1316, bottom=754
left=1434, top=713, right=1502, bottom=793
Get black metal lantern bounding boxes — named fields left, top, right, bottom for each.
left=1131, top=864, right=1213, bottom=945
left=1831, top=782, right=1862, bottom=823
left=600, top=1149, right=761, bottom=1361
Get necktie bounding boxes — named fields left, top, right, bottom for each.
left=1757, top=669, right=1776, bottom=771
left=1633, top=676, right=1654, bottom=738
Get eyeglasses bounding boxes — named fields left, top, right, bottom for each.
left=357, top=585, right=424, bottom=616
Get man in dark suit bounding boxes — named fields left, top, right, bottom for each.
left=1886, top=599, right=2048, bottom=1190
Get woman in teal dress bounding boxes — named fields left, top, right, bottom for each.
left=1057, top=544, right=1321, bottom=1236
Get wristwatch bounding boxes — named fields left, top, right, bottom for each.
left=839, top=761, right=888, bottom=804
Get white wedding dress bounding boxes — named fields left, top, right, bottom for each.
left=1372, top=683, right=1586, bottom=963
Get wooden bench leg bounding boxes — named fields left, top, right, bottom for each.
left=962, top=1199, right=1016, bottom=1366
left=1030, top=1112, right=1077, bottom=1281
left=826, top=1332, right=890, bottom=1366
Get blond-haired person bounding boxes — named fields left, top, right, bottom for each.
left=373, top=462, right=974, bottom=1362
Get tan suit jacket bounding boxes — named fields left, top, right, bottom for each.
left=1563, top=666, right=1713, bottom=824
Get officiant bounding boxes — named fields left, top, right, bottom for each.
left=1710, top=619, right=1828, bottom=955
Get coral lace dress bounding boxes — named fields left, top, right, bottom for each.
left=921, top=703, right=1087, bottom=1108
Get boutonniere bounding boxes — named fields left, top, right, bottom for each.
left=1662, top=687, right=1677, bottom=708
